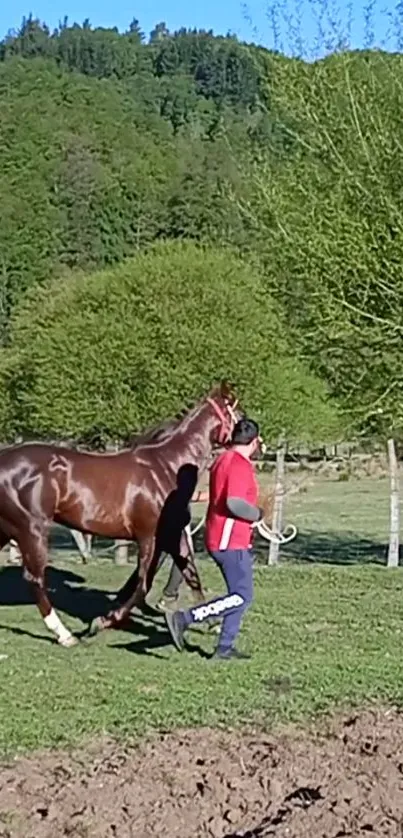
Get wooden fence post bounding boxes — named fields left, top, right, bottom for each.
left=114, top=540, right=129, bottom=565
left=268, top=434, right=286, bottom=566
left=387, top=438, right=400, bottom=568
left=71, top=530, right=92, bottom=562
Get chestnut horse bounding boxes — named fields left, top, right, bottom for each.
left=71, top=413, right=186, bottom=562
left=0, top=383, right=240, bottom=646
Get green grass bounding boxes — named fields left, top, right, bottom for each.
left=0, top=475, right=402, bottom=757
left=279, top=474, right=391, bottom=564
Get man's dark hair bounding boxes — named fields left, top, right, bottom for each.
left=231, top=417, right=259, bottom=445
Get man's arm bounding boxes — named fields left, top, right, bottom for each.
left=226, top=462, right=262, bottom=523
left=227, top=497, right=262, bottom=522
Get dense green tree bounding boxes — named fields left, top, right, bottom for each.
left=0, top=18, right=266, bottom=113
left=0, top=58, right=175, bottom=319
left=2, top=242, right=338, bottom=443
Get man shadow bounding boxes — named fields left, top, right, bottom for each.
left=155, top=462, right=199, bottom=571
left=113, top=634, right=213, bottom=659
left=116, top=462, right=200, bottom=604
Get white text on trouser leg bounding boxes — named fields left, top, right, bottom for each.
left=191, top=594, right=244, bottom=622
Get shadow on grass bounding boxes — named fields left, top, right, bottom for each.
left=0, top=565, right=213, bottom=657
left=0, top=565, right=165, bottom=645
left=111, top=632, right=212, bottom=659
left=0, top=526, right=391, bottom=655
left=166, top=522, right=390, bottom=568
left=253, top=528, right=390, bottom=566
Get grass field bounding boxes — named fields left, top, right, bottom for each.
left=0, top=475, right=402, bottom=757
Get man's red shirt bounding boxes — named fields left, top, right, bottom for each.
left=205, top=449, right=258, bottom=551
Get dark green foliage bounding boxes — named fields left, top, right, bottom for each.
left=1, top=17, right=265, bottom=111
left=0, top=54, right=259, bottom=332
left=0, top=57, right=177, bottom=323
left=1, top=15, right=398, bottom=442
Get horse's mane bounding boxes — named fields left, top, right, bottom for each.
left=126, top=415, right=181, bottom=448
left=126, top=401, right=200, bottom=448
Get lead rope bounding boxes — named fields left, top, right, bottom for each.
left=190, top=513, right=297, bottom=545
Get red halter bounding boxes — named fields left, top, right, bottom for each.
left=206, top=397, right=238, bottom=445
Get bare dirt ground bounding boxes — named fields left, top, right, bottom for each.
left=1, top=708, right=403, bottom=838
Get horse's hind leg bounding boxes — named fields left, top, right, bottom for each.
left=18, top=527, right=78, bottom=648
left=172, top=534, right=220, bottom=632
left=71, top=529, right=92, bottom=564
left=0, top=530, right=10, bottom=553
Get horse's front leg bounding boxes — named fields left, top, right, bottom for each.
left=91, top=537, right=156, bottom=632
left=114, top=567, right=139, bottom=606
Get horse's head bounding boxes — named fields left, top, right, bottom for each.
left=206, top=380, right=243, bottom=446
left=206, top=380, right=267, bottom=457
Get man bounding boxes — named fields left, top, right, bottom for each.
left=165, top=417, right=262, bottom=660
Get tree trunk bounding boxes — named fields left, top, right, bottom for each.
left=114, top=540, right=129, bottom=565
left=387, top=438, right=400, bottom=568
left=268, top=435, right=286, bottom=566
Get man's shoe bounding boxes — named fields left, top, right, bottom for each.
left=214, top=647, right=251, bottom=660
left=165, top=610, right=185, bottom=651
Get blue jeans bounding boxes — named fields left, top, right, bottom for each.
left=182, top=549, right=254, bottom=650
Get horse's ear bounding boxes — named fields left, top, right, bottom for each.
left=220, top=379, right=236, bottom=402
left=220, top=379, right=231, bottom=399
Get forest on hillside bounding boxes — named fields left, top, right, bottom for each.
left=0, top=16, right=402, bottom=444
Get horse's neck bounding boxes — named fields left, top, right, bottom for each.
left=162, top=404, right=216, bottom=469
left=180, top=416, right=216, bottom=465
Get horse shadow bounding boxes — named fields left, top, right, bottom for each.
left=0, top=565, right=171, bottom=648
left=0, top=565, right=109, bottom=618
left=0, top=562, right=213, bottom=657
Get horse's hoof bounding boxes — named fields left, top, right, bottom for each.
left=58, top=634, right=79, bottom=648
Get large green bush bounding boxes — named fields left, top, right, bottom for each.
left=3, top=241, right=338, bottom=443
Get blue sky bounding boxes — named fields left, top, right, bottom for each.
left=0, top=0, right=397, bottom=57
